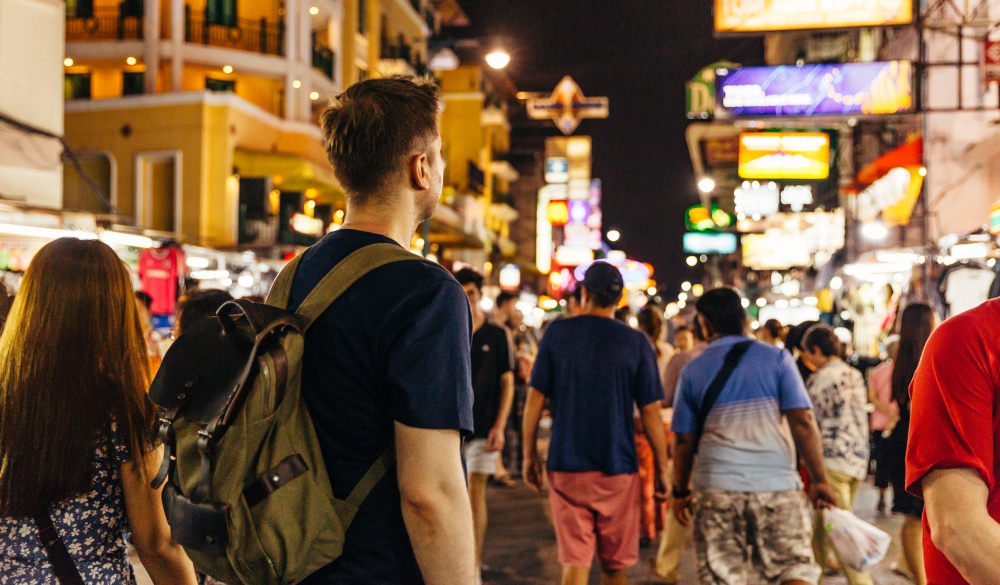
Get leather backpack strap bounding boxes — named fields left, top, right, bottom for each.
left=294, top=243, right=430, bottom=330
left=33, top=511, right=85, bottom=585
left=693, top=340, right=753, bottom=452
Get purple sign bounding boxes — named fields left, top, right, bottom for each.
left=716, top=61, right=914, bottom=117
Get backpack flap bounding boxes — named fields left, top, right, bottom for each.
left=150, top=316, right=254, bottom=424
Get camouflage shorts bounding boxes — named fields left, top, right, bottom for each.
left=692, top=488, right=820, bottom=585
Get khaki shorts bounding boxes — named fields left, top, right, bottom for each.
left=692, top=488, right=820, bottom=585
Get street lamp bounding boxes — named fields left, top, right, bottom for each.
left=485, top=49, right=511, bottom=70
left=607, top=229, right=621, bottom=242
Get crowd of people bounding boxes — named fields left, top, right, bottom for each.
left=1, top=75, right=998, bottom=585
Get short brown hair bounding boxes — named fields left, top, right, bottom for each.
left=803, top=323, right=841, bottom=358
left=321, top=76, right=441, bottom=202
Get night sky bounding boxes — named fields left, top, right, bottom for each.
left=459, top=0, right=763, bottom=295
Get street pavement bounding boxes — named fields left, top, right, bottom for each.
left=481, top=480, right=914, bottom=585
left=133, top=481, right=915, bottom=585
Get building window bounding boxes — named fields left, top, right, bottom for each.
left=358, top=0, right=368, bottom=35
left=136, top=152, right=181, bottom=233
left=65, top=0, right=93, bottom=18
left=123, top=71, right=144, bottom=96
left=65, top=73, right=92, bottom=100
left=206, top=0, right=237, bottom=27
left=206, top=77, right=236, bottom=92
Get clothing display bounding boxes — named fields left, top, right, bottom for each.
left=938, top=263, right=995, bottom=318
left=137, top=246, right=187, bottom=315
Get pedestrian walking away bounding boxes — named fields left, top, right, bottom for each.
left=907, top=299, right=1000, bottom=584
left=0, top=238, right=197, bottom=584
left=522, top=261, right=670, bottom=585
left=454, top=267, right=516, bottom=583
left=671, top=287, right=837, bottom=585
left=800, top=324, right=873, bottom=585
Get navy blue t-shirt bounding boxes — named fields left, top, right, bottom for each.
left=292, top=229, right=474, bottom=585
left=530, top=316, right=664, bottom=476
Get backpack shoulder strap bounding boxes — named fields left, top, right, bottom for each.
left=694, top=340, right=753, bottom=450
left=266, top=252, right=307, bottom=310
left=294, top=243, right=430, bottom=330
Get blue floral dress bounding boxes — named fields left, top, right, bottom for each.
left=0, top=423, right=136, bottom=584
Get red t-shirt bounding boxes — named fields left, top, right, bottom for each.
left=138, top=247, right=186, bottom=315
left=907, top=298, right=1000, bottom=584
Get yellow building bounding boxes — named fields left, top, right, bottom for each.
left=63, top=0, right=434, bottom=247
left=435, top=64, right=519, bottom=261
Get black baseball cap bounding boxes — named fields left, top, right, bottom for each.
left=581, top=262, right=624, bottom=297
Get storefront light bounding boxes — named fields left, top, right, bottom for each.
left=0, top=223, right=95, bottom=240
left=775, top=299, right=789, bottom=309
left=697, top=177, right=716, bottom=193
left=830, top=276, right=843, bottom=290
left=756, top=298, right=767, bottom=307
left=861, top=221, right=889, bottom=241
left=918, top=167, right=927, bottom=177
left=686, top=256, right=698, bottom=267
left=678, top=292, right=688, bottom=302
left=191, top=269, right=230, bottom=280
left=741, top=298, right=750, bottom=308
left=186, top=257, right=212, bottom=269
left=480, top=297, right=494, bottom=312
left=804, top=296, right=819, bottom=306
left=692, top=284, right=704, bottom=297
left=681, top=281, right=692, bottom=291
left=99, top=231, right=154, bottom=248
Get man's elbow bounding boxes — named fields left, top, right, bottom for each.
left=927, top=505, right=963, bottom=560
left=400, top=479, right=468, bottom=521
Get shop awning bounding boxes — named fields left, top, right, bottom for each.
left=856, top=136, right=923, bottom=185
left=233, top=151, right=344, bottom=205
left=428, top=204, right=484, bottom=249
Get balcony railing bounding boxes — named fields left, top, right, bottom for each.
left=184, top=5, right=284, bottom=56
left=66, top=6, right=143, bottom=41
left=312, top=44, right=335, bottom=81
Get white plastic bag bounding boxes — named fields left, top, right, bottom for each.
left=822, top=507, right=892, bottom=573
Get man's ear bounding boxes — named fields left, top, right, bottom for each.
left=410, top=152, right=431, bottom=190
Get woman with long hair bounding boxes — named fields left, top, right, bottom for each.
left=886, top=302, right=936, bottom=585
left=0, top=239, right=196, bottom=583
left=634, top=307, right=673, bottom=545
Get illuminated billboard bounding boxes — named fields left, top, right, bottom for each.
left=715, top=0, right=913, bottom=34
left=738, top=132, right=830, bottom=180
left=717, top=61, right=914, bottom=117
left=683, top=232, right=738, bottom=255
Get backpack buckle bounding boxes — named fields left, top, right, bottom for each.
left=197, top=430, right=214, bottom=456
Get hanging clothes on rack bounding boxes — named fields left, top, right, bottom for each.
left=938, top=261, right=995, bottom=318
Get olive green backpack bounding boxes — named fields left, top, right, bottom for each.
left=148, top=243, right=425, bottom=584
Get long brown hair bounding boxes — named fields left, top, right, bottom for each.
left=891, top=303, right=936, bottom=409
left=0, top=238, right=156, bottom=516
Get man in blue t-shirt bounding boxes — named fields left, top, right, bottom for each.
left=292, top=77, right=475, bottom=585
left=671, top=287, right=836, bottom=585
left=523, top=261, right=669, bottom=585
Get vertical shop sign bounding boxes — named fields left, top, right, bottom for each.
left=984, top=41, right=1000, bottom=82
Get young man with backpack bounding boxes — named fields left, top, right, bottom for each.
left=671, top=287, right=835, bottom=585
left=291, top=76, right=476, bottom=584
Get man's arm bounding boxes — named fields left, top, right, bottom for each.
left=395, top=422, right=476, bottom=585
left=640, top=402, right=671, bottom=493
left=521, top=388, right=546, bottom=492
left=923, top=468, right=1000, bottom=584
left=785, top=408, right=837, bottom=507
left=671, top=431, right=696, bottom=526
left=486, top=371, right=516, bottom=452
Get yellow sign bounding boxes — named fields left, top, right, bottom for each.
left=715, top=0, right=913, bottom=33
left=738, top=132, right=830, bottom=180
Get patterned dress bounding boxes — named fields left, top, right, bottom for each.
left=0, top=424, right=136, bottom=584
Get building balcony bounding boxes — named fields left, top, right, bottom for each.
left=312, top=44, right=335, bottom=81
left=184, top=5, right=284, bottom=56
left=66, top=6, right=143, bottom=41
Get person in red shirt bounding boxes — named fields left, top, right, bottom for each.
left=907, top=298, right=1000, bottom=584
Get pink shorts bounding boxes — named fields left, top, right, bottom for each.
left=547, top=471, right=641, bottom=570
